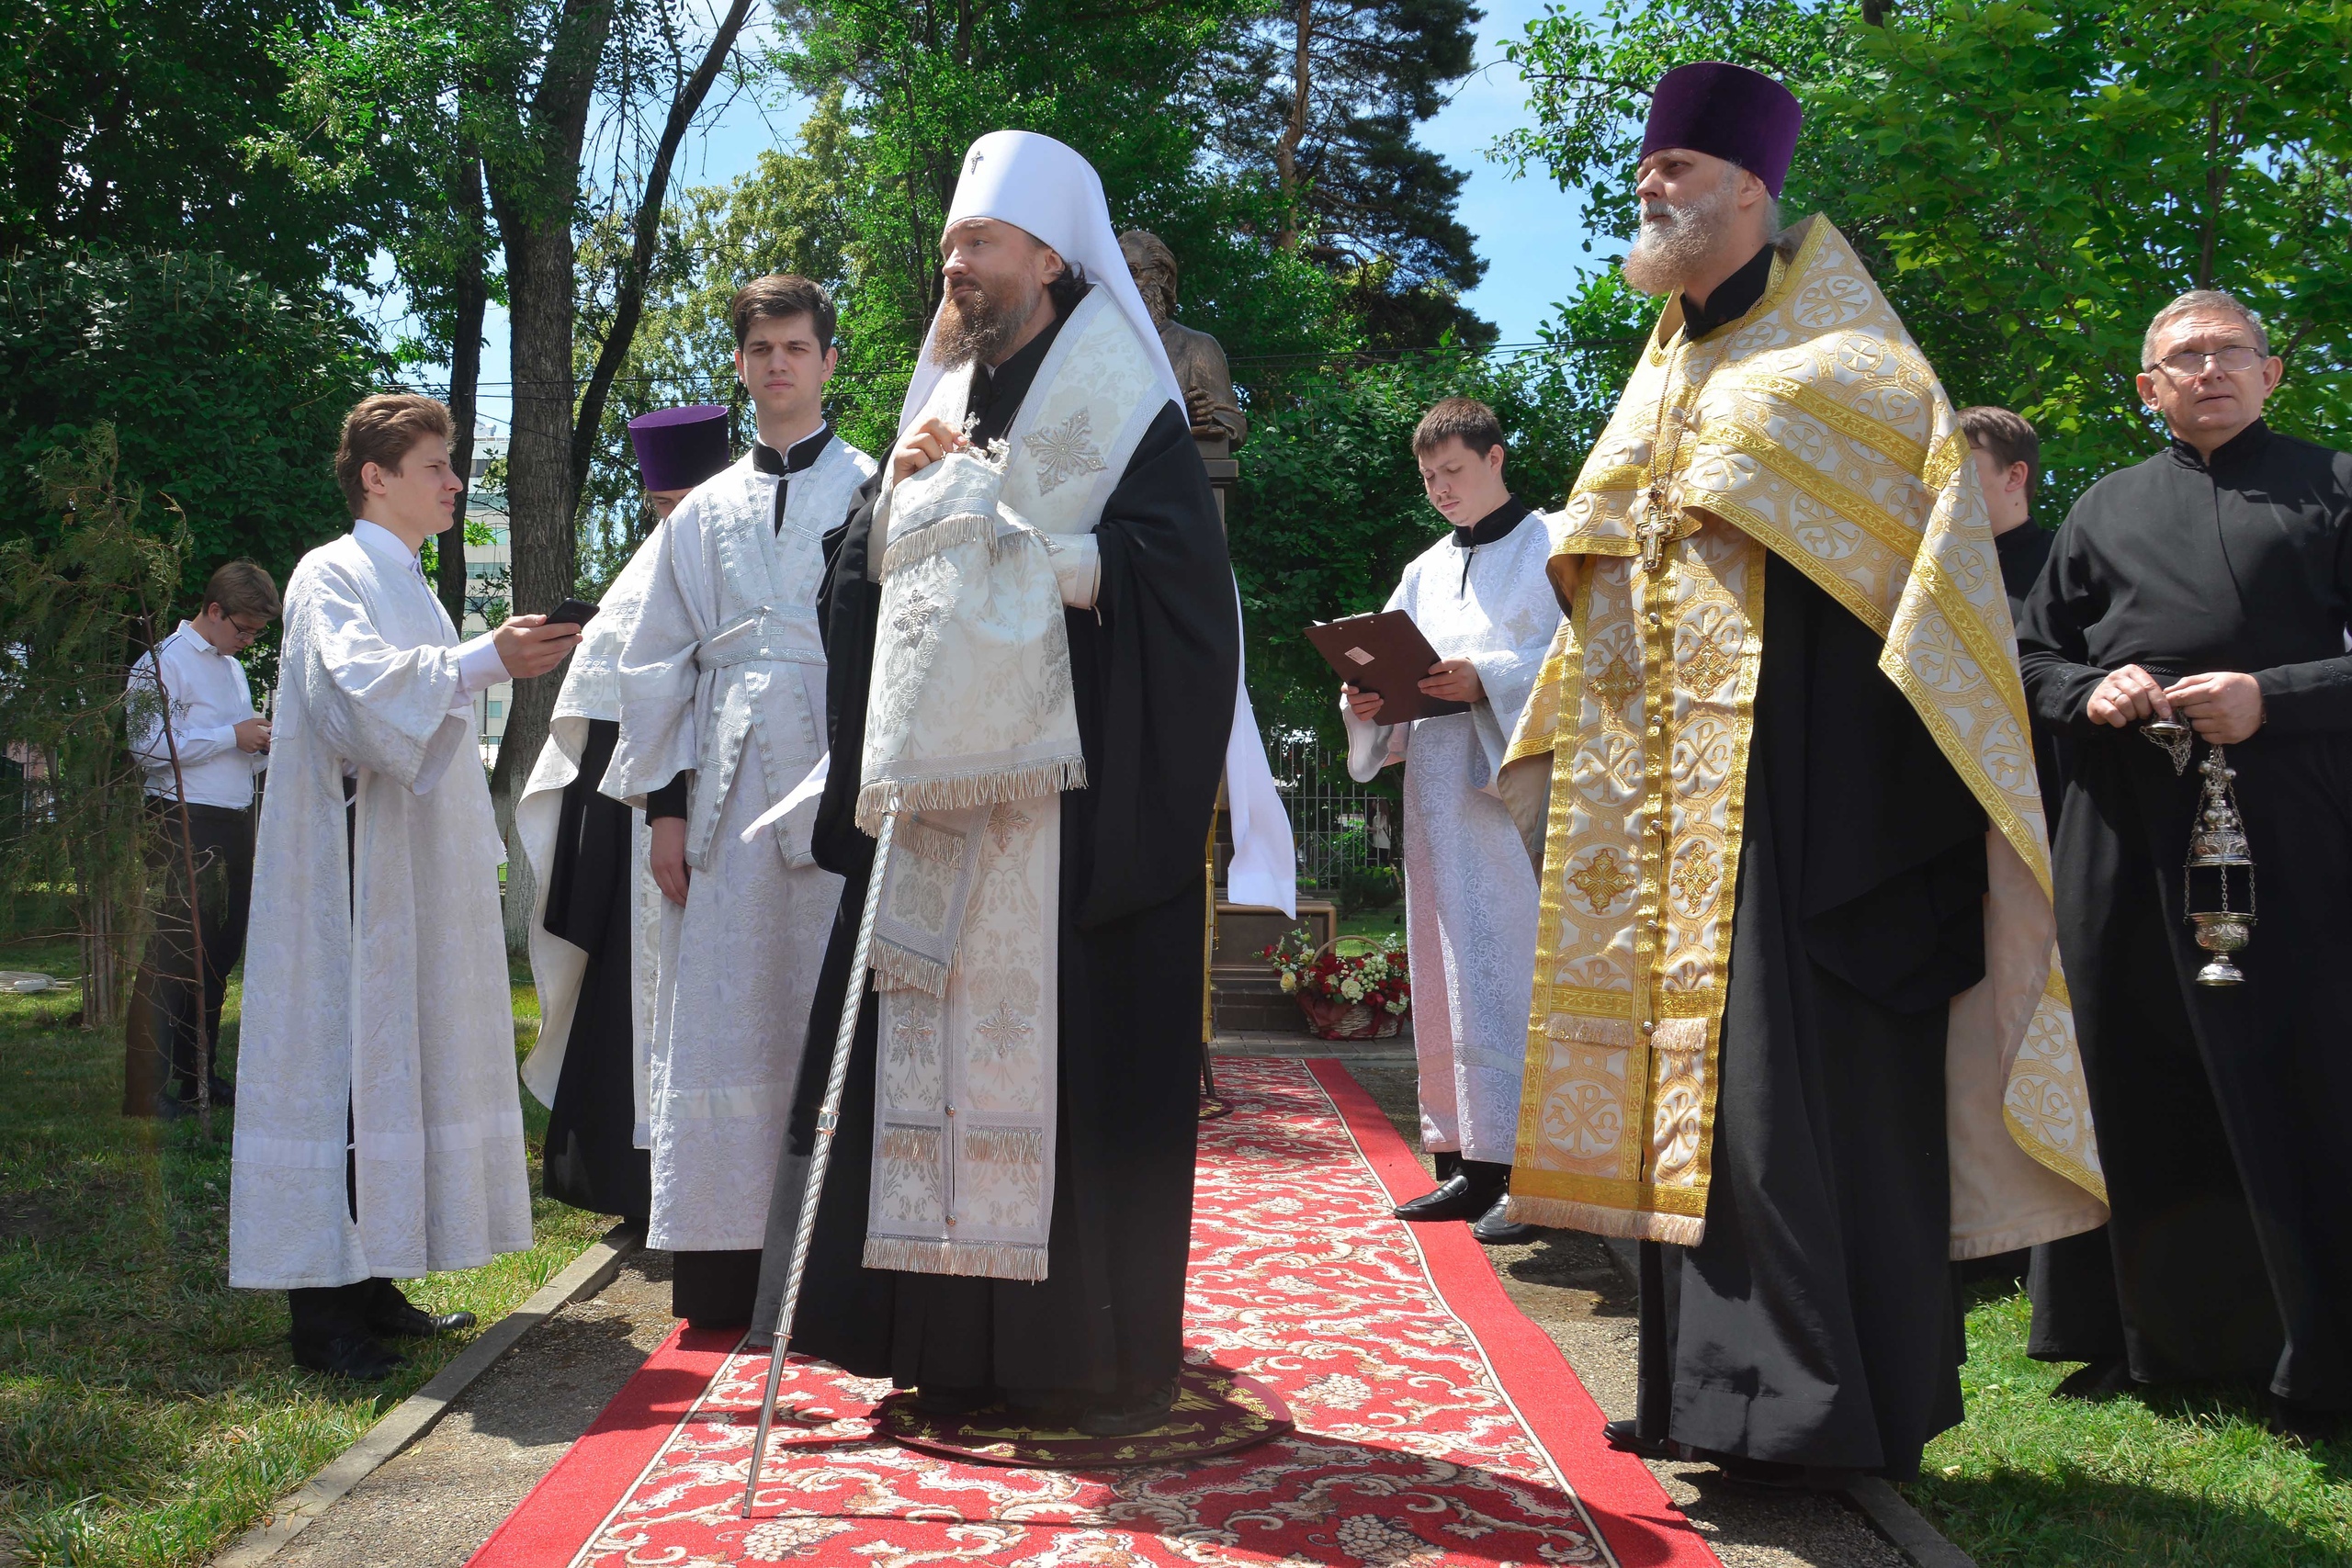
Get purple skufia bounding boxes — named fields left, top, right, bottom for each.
left=1640, top=62, right=1804, bottom=197
left=628, top=404, right=732, bottom=491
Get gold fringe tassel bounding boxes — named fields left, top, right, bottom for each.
left=1503, top=1194, right=1708, bottom=1248
left=878, top=510, right=1001, bottom=578
left=869, top=940, right=951, bottom=998
left=862, top=1236, right=1051, bottom=1282
left=854, top=758, right=1090, bottom=835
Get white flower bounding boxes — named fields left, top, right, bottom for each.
left=1340, top=978, right=1364, bottom=1002
left=745, top=1517, right=852, bottom=1560
left=1385, top=998, right=1408, bottom=1014
left=1280, top=972, right=1297, bottom=993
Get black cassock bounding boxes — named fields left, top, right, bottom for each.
left=537, top=717, right=653, bottom=1227
left=2018, top=421, right=2352, bottom=1410
left=1634, top=554, right=1988, bottom=1480
left=749, top=299, right=1236, bottom=1406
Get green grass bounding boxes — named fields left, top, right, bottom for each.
left=1336, top=908, right=1405, bottom=942
left=0, top=940, right=603, bottom=1568
left=1910, top=1284, right=2352, bottom=1566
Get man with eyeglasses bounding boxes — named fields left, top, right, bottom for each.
left=124, top=560, right=278, bottom=1120
left=2017, top=288, right=2352, bottom=1438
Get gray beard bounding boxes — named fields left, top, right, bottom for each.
left=1621, top=177, right=1740, bottom=297
left=931, top=283, right=1039, bottom=369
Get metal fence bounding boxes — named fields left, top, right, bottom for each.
left=1263, top=730, right=1399, bottom=894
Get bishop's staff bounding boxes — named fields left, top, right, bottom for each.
left=733, top=758, right=893, bottom=1517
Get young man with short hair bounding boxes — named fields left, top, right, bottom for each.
left=605, top=277, right=876, bottom=1328
left=1342, top=397, right=1561, bottom=1244
left=230, top=392, right=581, bottom=1381
left=124, top=560, right=281, bottom=1119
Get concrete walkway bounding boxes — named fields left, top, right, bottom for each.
left=220, top=1062, right=1936, bottom=1568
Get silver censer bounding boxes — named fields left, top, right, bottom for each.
left=2146, top=719, right=2256, bottom=986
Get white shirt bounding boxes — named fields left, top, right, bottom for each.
left=351, top=520, right=510, bottom=705
left=128, top=622, right=265, bottom=808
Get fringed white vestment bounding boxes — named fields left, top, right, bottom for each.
left=1344, top=512, right=1563, bottom=1164
left=517, top=527, right=664, bottom=1143
left=229, top=527, right=531, bottom=1290
left=859, top=289, right=1167, bottom=1281
left=605, top=439, right=873, bottom=1250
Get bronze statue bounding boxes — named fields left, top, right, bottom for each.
left=1118, top=230, right=1247, bottom=460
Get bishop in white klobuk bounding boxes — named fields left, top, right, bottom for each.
left=1344, top=400, right=1562, bottom=1243
left=751, top=130, right=1295, bottom=1438
left=231, top=394, right=580, bottom=1382
left=605, top=280, right=876, bottom=1326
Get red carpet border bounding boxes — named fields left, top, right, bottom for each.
left=469, top=1057, right=1717, bottom=1567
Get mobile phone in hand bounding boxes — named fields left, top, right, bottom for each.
left=545, top=598, right=601, bottom=628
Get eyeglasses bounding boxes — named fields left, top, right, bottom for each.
left=2154, top=345, right=2265, bottom=377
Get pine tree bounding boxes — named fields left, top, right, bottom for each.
left=1210, top=0, right=1492, bottom=350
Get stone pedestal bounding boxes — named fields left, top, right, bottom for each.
left=1204, top=457, right=1238, bottom=532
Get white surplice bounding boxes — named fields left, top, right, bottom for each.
left=230, top=527, right=531, bottom=1290
left=1345, top=509, right=1562, bottom=1164
left=516, top=527, right=665, bottom=1143
left=605, top=438, right=873, bottom=1250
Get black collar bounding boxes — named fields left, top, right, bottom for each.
left=2167, top=418, right=2270, bottom=473
left=1450, top=494, right=1531, bottom=548
left=1681, top=243, right=1776, bottom=342
left=752, top=422, right=833, bottom=476
left=967, top=287, right=1090, bottom=443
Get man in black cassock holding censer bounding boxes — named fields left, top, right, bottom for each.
left=747, top=130, right=1294, bottom=1438
left=2018, top=288, right=2352, bottom=1438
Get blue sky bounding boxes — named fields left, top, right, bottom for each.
left=407, top=0, right=1608, bottom=435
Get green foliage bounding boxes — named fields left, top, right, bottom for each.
left=0, top=249, right=379, bottom=599
left=1233, top=271, right=1648, bottom=738
left=1497, top=0, right=2352, bottom=513
left=778, top=0, right=1357, bottom=458
left=1912, top=1285, right=2352, bottom=1566
left=0, top=428, right=188, bottom=1024
left=0, top=0, right=362, bottom=290
left=1205, top=0, right=1492, bottom=350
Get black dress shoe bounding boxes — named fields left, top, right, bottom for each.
left=2266, top=1394, right=2346, bottom=1443
left=294, top=1333, right=406, bottom=1382
left=1395, top=1173, right=1504, bottom=1223
left=366, top=1281, right=476, bottom=1339
left=1602, top=1417, right=1673, bottom=1458
left=1470, top=1193, right=1539, bottom=1246
left=1076, top=1384, right=1176, bottom=1438
left=1432, top=1149, right=1462, bottom=1181
left=912, top=1385, right=998, bottom=1417
left=2050, top=1356, right=2135, bottom=1403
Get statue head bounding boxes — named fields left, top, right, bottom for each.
left=1118, top=230, right=1179, bottom=328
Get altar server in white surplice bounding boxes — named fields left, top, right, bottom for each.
left=1344, top=398, right=1562, bottom=1246
left=605, top=276, right=875, bottom=1327
left=231, top=393, right=582, bottom=1382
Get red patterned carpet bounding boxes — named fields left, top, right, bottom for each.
left=469, top=1058, right=1716, bottom=1567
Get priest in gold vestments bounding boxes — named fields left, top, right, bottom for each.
left=1497, top=63, right=2109, bottom=1483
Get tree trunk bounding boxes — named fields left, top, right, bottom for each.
left=481, top=0, right=616, bottom=953
left=486, top=214, right=579, bottom=953
left=436, top=152, right=490, bottom=633
left=1273, top=0, right=1313, bottom=252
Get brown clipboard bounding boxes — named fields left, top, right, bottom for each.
left=1306, top=610, right=1469, bottom=723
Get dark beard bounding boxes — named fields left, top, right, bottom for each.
left=932, top=281, right=1038, bottom=368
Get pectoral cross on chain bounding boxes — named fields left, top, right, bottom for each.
left=1636, top=484, right=1679, bottom=574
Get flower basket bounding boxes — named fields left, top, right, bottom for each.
left=1296, top=989, right=1405, bottom=1041
left=1258, top=931, right=1409, bottom=1041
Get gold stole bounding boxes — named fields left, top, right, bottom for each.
left=1505, top=216, right=2109, bottom=1255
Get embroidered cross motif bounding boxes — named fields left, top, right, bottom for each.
left=1679, top=618, right=1744, bottom=698
left=1668, top=841, right=1719, bottom=914
left=974, top=1002, right=1034, bottom=1056
left=1567, top=847, right=1637, bottom=915
left=1590, top=650, right=1642, bottom=721
left=1023, top=407, right=1107, bottom=495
